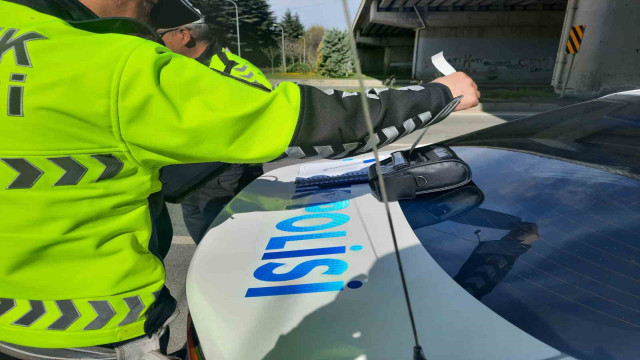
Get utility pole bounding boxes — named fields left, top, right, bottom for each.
left=275, top=24, right=286, bottom=73
left=299, top=35, right=306, bottom=64
left=226, top=0, right=241, bottom=57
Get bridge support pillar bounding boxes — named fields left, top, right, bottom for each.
left=552, top=0, right=640, bottom=97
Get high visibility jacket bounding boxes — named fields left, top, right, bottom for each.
left=0, top=0, right=454, bottom=349
left=161, top=45, right=272, bottom=203
left=208, top=47, right=273, bottom=91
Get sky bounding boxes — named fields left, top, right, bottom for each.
left=269, top=0, right=362, bottom=30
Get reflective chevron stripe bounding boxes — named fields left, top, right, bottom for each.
left=13, top=300, right=45, bottom=326
left=48, top=300, right=80, bottom=330
left=1, top=154, right=123, bottom=189
left=1, top=158, right=43, bottom=189
left=380, top=126, right=400, bottom=147
left=119, top=296, right=144, bottom=326
left=240, top=71, right=254, bottom=80
left=285, top=147, right=306, bottom=159
left=397, top=85, right=425, bottom=91
left=92, top=155, right=123, bottom=182
left=48, top=157, right=87, bottom=186
left=278, top=97, right=458, bottom=160
left=0, top=293, right=155, bottom=332
left=333, top=143, right=359, bottom=159
left=0, top=299, right=15, bottom=316
left=401, top=119, right=416, bottom=137
left=355, top=134, right=380, bottom=154
left=313, top=146, right=334, bottom=158
left=417, top=111, right=432, bottom=125
left=85, top=301, right=115, bottom=330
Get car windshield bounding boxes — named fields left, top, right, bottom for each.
left=398, top=98, right=640, bottom=360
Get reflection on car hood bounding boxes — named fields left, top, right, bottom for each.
left=401, top=146, right=640, bottom=360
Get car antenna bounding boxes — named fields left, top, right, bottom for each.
left=341, top=2, right=427, bottom=359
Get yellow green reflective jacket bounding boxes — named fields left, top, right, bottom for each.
left=0, top=1, right=298, bottom=348
left=159, top=45, right=272, bottom=203
left=0, top=0, right=453, bottom=349
left=208, top=47, right=273, bottom=91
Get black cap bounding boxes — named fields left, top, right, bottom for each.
left=151, top=0, right=202, bottom=28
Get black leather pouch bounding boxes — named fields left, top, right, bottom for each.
left=368, top=144, right=471, bottom=202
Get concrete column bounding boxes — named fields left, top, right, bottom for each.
left=383, top=46, right=392, bottom=75
left=553, top=0, right=640, bottom=97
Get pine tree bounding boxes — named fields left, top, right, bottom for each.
left=317, top=29, right=354, bottom=78
left=280, top=9, right=304, bottom=40
left=190, top=0, right=278, bottom=66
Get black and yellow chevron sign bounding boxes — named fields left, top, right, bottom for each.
left=566, top=25, right=586, bottom=54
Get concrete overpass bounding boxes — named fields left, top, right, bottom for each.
left=353, top=0, right=640, bottom=96
left=353, top=0, right=567, bottom=85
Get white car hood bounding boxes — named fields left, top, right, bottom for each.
left=186, top=155, right=570, bottom=360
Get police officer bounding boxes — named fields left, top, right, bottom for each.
left=0, top=0, right=480, bottom=358
left=158, top=20, right=272, bottom=90
left=158, top=19, right=269, bottom=244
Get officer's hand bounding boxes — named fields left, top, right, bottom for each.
left=431, top=72, right=480, bottom=111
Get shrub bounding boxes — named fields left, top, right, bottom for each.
left=287, top=62, right=313, bottom=73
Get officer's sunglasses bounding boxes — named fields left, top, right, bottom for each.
left=157, top=27, right=181, bottom=37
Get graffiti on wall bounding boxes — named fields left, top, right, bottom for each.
left=422, top=53, right=555, bottom=82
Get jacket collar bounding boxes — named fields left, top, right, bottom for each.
left=195, top=39, right=220, bottom=66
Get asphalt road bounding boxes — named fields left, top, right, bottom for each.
left=164, top=109, right=533, bottom=352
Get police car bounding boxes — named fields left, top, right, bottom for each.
left=185, top=90, right=640, bottom=360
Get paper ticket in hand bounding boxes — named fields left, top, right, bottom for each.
left=431, top=51, right=457, bottom=76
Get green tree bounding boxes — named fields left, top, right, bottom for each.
left=279, top=9, right=304, bottom=40
left=317, top=29, right=353, bottom=78
left=190, top=0, right=278, bottom=66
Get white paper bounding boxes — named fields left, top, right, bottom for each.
left=431, top=51, right=457, bottom=76
left=297, top=159, right=373, bottom=180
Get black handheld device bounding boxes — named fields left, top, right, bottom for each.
left=368, top=144, right=472, bottom=202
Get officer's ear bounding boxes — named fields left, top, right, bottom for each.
left=178, top=27, right=193, bottom=46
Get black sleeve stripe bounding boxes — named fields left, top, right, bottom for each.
left=213, top=49, right=240, bottom=74
left=276, top=85, right=458, bottom=161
